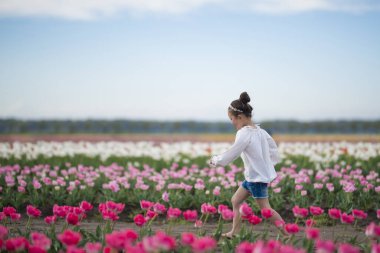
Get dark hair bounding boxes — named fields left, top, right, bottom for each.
left=228, top=92, right=253, bottom=117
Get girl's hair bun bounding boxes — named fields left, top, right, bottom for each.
left=239, top=92, right=251, bottom=104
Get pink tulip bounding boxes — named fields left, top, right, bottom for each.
left=239, top=203, right=253, bottom=220
left=183, top=210, right=198, bottom=222
left=305, top=227, right=320, bottom=240
left=365, top=222, right=380, bottom=239
left=306, top=219, right=316, bottom=227
left=200, top=203, right=217, bottom=215
left=0, top=225, right=8, bottom=240
left=221, top=209, right=234, bottom=221
left=261, top=208, right=273, bottom=219
left=181, top=232, right=196, bottom=246
left=194, top=220, right=203, bottom=228
left=274, top=220, right=285, bottom=228
left=30, top=232, right=51, bottom=250
left=140, top=200, right=154, bottom=210
left=153, top=203, right=166, bottom=214
left=142, top=231, right=176, bottom=252
left=337, top=243, right=360, bottom=253
left=217, top=204, right=229, bottom=214
left=340, top=213, right=355, bottom=224
left=58, top=229, right=81, bottom=247
left=134, top=214, right=147, bottom=227
left=316, top=240, right=335, bottom=253
left=328, top=208, right=341, bottom=220
left=372, top=243, right=380, bottom=253
left=191, top=236, right=217, bottom=253
left=352, top=209, right=367, bottom=219
left=105, top=229, right=138, bottom=250
left=162, top=191, right=169, bottom=202
left=105, top=201, right=125, bottom=214
left=167, top=207, right=182, bottom=220
left=85, top=242, right=102, bottom=253
left=292, top=206, right=308, bottom=218
left=377, top=209, right=380, bottom=219
left=235, top=241, right=255, bottom=253
left=101, top=210, right=119, bottom=221
left=310, top=206, right=324, bottom=216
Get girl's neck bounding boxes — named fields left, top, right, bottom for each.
left=238, top=120, right=255, bottom=130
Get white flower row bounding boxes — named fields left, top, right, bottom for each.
left=0, top=141, right=379, bottom=164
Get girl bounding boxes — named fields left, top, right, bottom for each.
left=209, top=91, right=285, bottom=238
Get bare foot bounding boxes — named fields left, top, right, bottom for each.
left=221, top=231, right=235, bottom=239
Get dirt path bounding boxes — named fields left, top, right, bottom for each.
left=7, top=217, right=368, bottom=245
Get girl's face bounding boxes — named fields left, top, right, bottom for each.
left=228, top=111, right=242, bottom=130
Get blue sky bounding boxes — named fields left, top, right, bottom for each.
left=0, top=1, right=379, bottom=121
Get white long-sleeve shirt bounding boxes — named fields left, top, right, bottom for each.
left=210, top=124, right=280, bottom=183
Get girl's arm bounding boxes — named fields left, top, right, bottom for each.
left=209, top=129, right=250, bottom=167
left=263, top=131, right=281, bottom=165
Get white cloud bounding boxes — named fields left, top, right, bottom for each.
left=0, top=0, right=379, bottom=20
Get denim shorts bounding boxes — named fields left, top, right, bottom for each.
left=242, top=180, right=269, bottom=199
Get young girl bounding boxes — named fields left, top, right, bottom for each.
left=209, top=91, right=285, bottom=238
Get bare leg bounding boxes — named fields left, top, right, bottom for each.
left=255, top=198, right=288, bottom=235
left=223, top=185, right=250, bottom=237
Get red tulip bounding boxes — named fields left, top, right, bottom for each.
left=27, top=205, right=42, bottom=218
left=134, top=214, right=147, bottom=227
left=261, top=208, right=273, bottom=219
left=66, top=213, right=79, bottom=225
left=352, top=209, right=367, bottom=220
left=44, top=215, right=57, bottom=225
left=3, top=207, right=16, bottom=217
left=57, top=229, right=82, bottom=247
left=79, top=201, right=93, bottom=212
left=328, top=208, right=341, bottom=220
left=248, top=215, right=262, bottom=225
left=310, top=206, right=324, bottom=216
left=183, top=210, right=198, bottom=222
left=58, top=229, right=81, bottom=247
left=340, top=213, right=355, bottom=224
left=5, top=237, right=29, bottom=252
left=284, top=223, right=300, bottom=234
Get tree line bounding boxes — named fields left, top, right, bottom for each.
left=0, top=119, right=379, bottom=134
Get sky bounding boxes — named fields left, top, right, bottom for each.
left=0, top=0, right=380, bottom=122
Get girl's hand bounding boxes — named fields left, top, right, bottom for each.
left=208, top=156, right=217, bottom=168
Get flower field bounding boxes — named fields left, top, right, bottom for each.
left=0, top=141, right=380, bottom=252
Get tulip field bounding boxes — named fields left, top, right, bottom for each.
left=0, top=140, right=380, bottom=252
